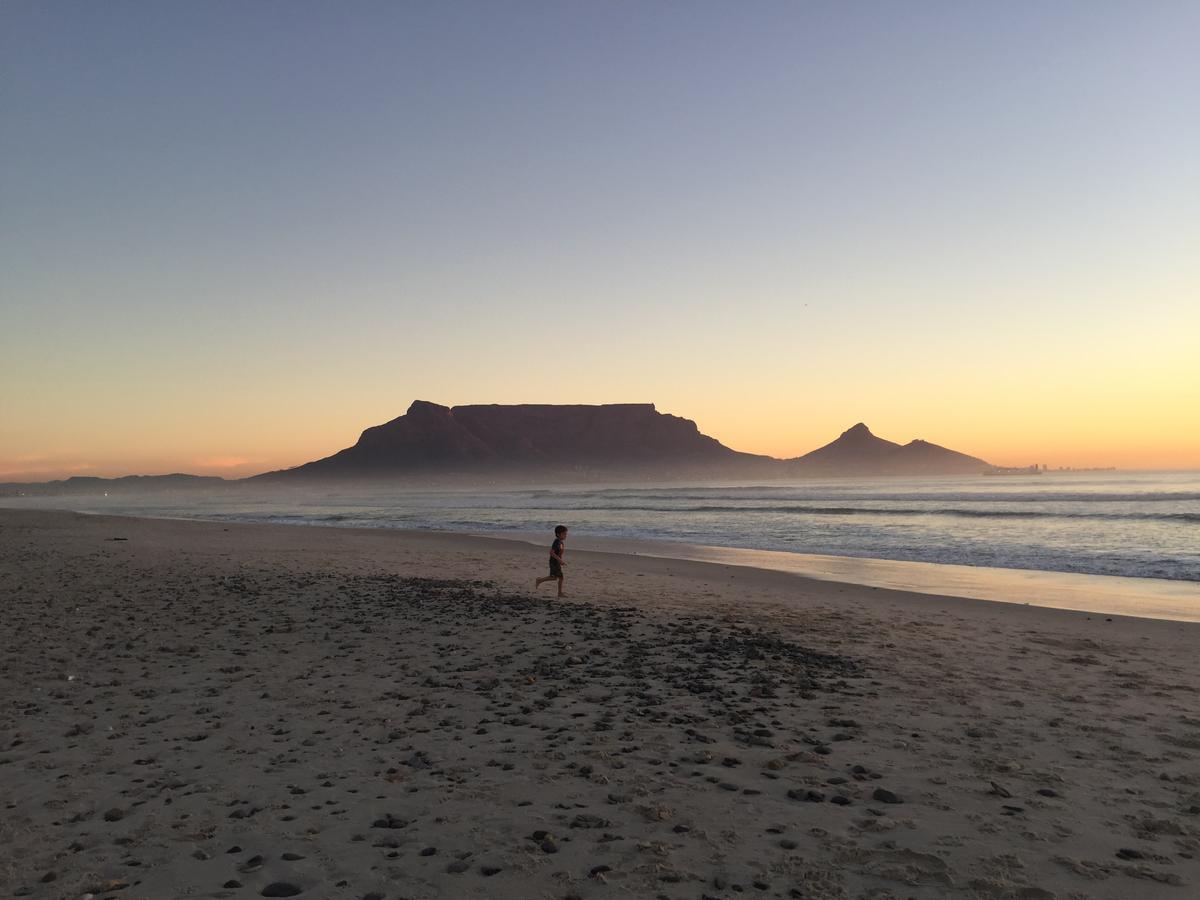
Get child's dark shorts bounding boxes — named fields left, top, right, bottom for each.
left=549, top=557, right=563, bottom=578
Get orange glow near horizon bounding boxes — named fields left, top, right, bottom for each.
left=3, top=387, right=1198, bottom=482
left=5, top=270, right=1197, bottom=481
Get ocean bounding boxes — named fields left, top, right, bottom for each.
left=7, top=470, right=1198, bottom=583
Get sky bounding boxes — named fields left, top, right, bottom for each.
left=2, top=1, right=1198, bottom=480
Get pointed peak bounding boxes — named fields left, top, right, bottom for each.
left=841, top=422, right=873, bottom=438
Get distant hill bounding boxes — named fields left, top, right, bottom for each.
left=786, top=423, right=990, bottom=475
left=252, top=400, right=777, bottom=481
left=0, top=473, right=227, bottom=497
left=786, top=422, right=901, bottom=473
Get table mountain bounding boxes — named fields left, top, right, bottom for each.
left=253, top=400, right=776, bottom=480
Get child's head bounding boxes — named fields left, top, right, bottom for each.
left=554, top=525, right=568, bottom=538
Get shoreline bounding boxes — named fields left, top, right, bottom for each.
left=508, top=533, right=1200, bottom=624
left=5, top=503, right=1198, bottom=624
left=2, top=507, right=1199, bottom=898
left=1, top=507, right=1198, bottom=649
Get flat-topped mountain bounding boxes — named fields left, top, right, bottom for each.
left=787, top=423, right=989, bottom=475
left=254, top=400, right=776, bottom=480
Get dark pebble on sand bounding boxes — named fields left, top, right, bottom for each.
left=780, top=838, right=798, bottom=849
left=831, top=795, right=851, bottom=805
left=1117, top=848, right=1145, bottom=860
left=281, top=852, right=305, bottom=861
left=371, top=814, right=408, bottom=829
left=103, top=808, right=125, bottom=822
left=224, top=880, right=243, bottom=889
left=420, top=847, right=437, bottom=856
left=446, top=861, right=470, bottom=874
left=571, top=813, right=610, bottom=829
left=872, top=788, right=903, bottom=804
left=39, top=872, right=56, bottom=883
left=261, top=884, right=303, bottom=897
left=480, top=864, right=502, bottom=876
left=1036, top=788, right=1059, bottom=797
left=787, top=789, right=825, bottom=803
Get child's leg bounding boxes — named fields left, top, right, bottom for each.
left=556, top=574, right=565, bottom=597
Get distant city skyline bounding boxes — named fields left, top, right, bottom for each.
left=3, top=2, right=1198, bottom=479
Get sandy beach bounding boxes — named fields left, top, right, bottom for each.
left=1, top=508, right=1197, bottom=900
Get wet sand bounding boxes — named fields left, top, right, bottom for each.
left=525, top=534, right=1200, bottom=623
left=1, top=508, right=1197, bottom=899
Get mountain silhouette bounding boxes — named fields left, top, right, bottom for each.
left=2, top=403, right=998, bottom=492
left=253, top=400, right=776, bottom=480
left=787, top=422, right=901, bottom=472
left=787, top=423, right=988, bottom=475
left=252, top=402, right=990, bottom=481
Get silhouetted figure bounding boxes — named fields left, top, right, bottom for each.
left=535, top=525, right=568, bottom=598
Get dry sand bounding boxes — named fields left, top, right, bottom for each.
left=1, top=508, right=1197, bottom=900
